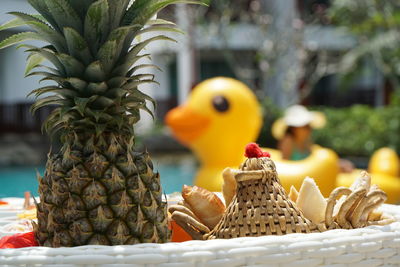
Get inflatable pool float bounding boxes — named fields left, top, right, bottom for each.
left=166, top=77, right=262, bottom=192
left=268, top=145, right=339, bottom=197
left=166, top=77, right=339, bottom=194
left=337, top=148, right=400, bottom=203
left=166, top=77, right=400, bottom=200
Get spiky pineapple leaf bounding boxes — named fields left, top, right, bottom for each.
left=66, top=78, right=87, bottom=92
left=140, top=104, right=155, bottom=119
left=124, top=0, right=205, bottom=27
left=30, top=65, right=62, bottom=77
left=43, top=107, right=65, bottom=134
left=130, top=88, right=156, bottom=107
left=64, top=27, right=93, bottom=65
left=74, top=96, right=97, bottom=116
left=25, top=53, right=45, bottom=76
left=94, top=123, right=107, bottom=136
left=68, top=0, right=94, bottom=20
left=27, top=71, right=61, bottom=81
left=44, top=0, right=83, bottom=34
left=128, top=35, right=175, bottom=58
left=0, top=32, right=42, bottom=50
left=123, top=95, right=155, bottom=119
left=138, top=25, right=184, bottom=36
left=30, top=71, right=81, bottom=89
left=113, top=36, right=175, bottom=76
left=86, top=109, right=113, bottom=123
left=131, top=64, right=162, bottom=74
left=139, top=103, right=155, bottom=119
left=104, top=87, right=126, bottom=98
left=87, top=82, right=108, bottom=94
left=28, top=0, right=61, bottom=32
left=43, top=107, right=61, bottom=129
left=0, top=15, right=44, bottom=31
left=31, top=95, right=69, bottom=114
left=130, top=74, right=155, bottom=82
left=92, top=96, right=115, bottom=108
left=97, top=40, right=117, bottom=73
left=8, top=12, right=67, bottom=52
left=0, top=18, right=25, bottom=31
left=122, top=0, right=156, bottom=26
left=147, top=18, right=176, bottom=26
left=57, top=53, right=85, bottom=77
left=98, top=25, right=140, bottom=73
left=107, top=0, right=131, bottom=29
left=22, top=45, right=67, bottom=76
left=107, top=76, right=129, bottom=89
left=113, top=54, right=151, bottom=77
left=85, top=61, right=106, bottom=82
left=123, top=96, right=144, bottom=108
left=28, top=86, right=78, bottom=99
left=84, top=0, right=110, bottom=54
left=123, top=79, right=160, bottom=91
left=121, top=0, right=191, bottom=52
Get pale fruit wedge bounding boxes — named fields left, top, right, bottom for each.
left=222, top=167, right=238, bottom=207
left=288, top=185, right=299, bottom=202
left=296, top=177, right=327, bottom=224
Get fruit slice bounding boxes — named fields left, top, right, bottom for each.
left=296, top=177, right=327, bottom=224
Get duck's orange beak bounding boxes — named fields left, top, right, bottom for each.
left=165, top=105, right=210, bottom=145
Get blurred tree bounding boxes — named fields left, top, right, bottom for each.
left=328, top=0, right=400, bottom=102
left=193, top=0, right=344, bottom=107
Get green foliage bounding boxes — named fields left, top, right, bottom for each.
left=329, top=0, right=400, bottom=93
left=313, top=105, right=400, bottom=157
left=257, top=100, right=400, bottom=157
left=256, top=98, right=282, bottom=148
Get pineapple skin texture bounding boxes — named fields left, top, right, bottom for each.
left=35, top=134, right=169, bottom=247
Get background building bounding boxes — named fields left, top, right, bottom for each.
left=0, top=0, right=390, bottom=135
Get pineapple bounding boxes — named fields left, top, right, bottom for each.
left=0, top=0, right=203, bottom=247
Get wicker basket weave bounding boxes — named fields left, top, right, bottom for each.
left=0, top=204, right=399, bottom=266
left=206, top=157, right=318, bottom=239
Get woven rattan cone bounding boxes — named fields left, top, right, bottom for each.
left=205, top=157, right=317, bottom=239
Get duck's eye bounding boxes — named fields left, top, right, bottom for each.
left=212, top=95, right=230, bottom=112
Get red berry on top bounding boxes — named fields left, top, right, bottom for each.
left=244, top=143, right=270, bottom=158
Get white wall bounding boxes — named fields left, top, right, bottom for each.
left=0, top=0, right=35, bottom=25
left=0, top=42, right=42, bottom=103
left=0, top=0, right=41, bottom=103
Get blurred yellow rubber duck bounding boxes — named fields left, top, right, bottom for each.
left=165, top=77, right=262, bottom=191
left=337, top=147, right=400, bottom=203
left=165, top=77, right=400, bottom=203
left=165, top=77, right=340, bottom=195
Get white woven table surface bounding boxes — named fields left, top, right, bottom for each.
left=1, top=204, right=400, bottom=267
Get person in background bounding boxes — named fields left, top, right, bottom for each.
left=272, top=105, right=354, bottom=172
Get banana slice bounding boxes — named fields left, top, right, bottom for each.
left=288, top=185, right=299, bottom=202
left=296, top=177, right=327, bottom=224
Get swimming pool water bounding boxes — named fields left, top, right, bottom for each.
left=0, top=155, right=196, bottom=198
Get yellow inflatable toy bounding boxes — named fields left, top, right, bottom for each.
left=269, top=145, right=339, bottom=197
left=165, top=77, right=340, bottom=194
left=166, top=77, right=262, bottom=191
left=166, top=78, right=400, bottom=202
left=337, top=147, right=400, bottom=203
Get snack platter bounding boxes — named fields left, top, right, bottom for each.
left=0, top=201, right=399, bottom=267
left=0, top=198, right=36, bottom=238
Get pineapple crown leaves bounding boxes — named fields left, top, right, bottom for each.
left=0, top=0, right=207, bottom=137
